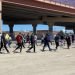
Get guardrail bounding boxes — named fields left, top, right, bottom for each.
left=36, top=0, right=75, bottom=9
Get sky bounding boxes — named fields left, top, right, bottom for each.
left=2, top=24, right=73, bottom=33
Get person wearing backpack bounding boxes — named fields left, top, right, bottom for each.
left=42, top=33, right=52, bottom=51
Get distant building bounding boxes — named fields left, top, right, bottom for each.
left=3, top=30, right=59, bottom=40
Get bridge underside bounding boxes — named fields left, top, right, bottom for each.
left=2, top=1, right=75, bottom=24
left=2, top=2, right=70, bottom=24
left=1, top=0, right=75, bottom=33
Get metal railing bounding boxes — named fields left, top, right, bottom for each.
left=36, top=0, right=75, bottom=9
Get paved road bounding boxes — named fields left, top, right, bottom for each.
left=0, top=44, right=75, bottom=75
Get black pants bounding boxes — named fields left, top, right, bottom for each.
left=0, top=42, right=9, bottom=53
left=67, top=42, right=71, bottom=49
left=55, top=41, right=59, bottom=49
left=22, top=42, right=25, bottom=48
left=43, top=42, right=51, bottom=51
left=15, top=43, right=22, bottom=52
left=28, top=42, right=36, bottom=52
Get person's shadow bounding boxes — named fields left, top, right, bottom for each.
left=13, top=51, right=21, bottom=53
left=40, top=49, right=53, bottom=52
left=26, top=51, right=36, bottom=53
left=0, top=52, right=10, bottom=54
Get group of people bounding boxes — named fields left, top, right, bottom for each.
left=54, top=33, right=73, bottom=50
left=0, top=32, right=75, bottom=54
left=0, top=32, right=38, bottom=53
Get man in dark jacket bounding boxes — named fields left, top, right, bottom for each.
left=65, top=34, right=71, bottom=49
left=55, top=34, right=60, bottom=50
left=26, top=33, right=35, bottom=52
left=42, top=33, right=51, bottom=51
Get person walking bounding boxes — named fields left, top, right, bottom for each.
left=22, top=33, right=26, bottom=45
left=0, top=33, right=2, bottom=46
left=42, top=33, right=52, bottom=51
left=54, top=34, right=60, bottom=50
left=65, top=34, right=71, bottom=49
left=26, top=33, right=35, bottom=52
left=71, top=34, right=75, bottom=44
left=21, top=33, right=25, bottom=48
left=13, top=33, right=23, bottom=53
left=26, top=33, right=30, bottom=48
left=60, top=35, right=64, bottom=47
left=34, top=34, right=38, bottom=46
left=0, top=33, right=10, bottom=53
left=40, top=34, right=45, bottom=46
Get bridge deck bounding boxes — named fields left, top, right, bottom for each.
left=2, top=0, right=75, bottom=15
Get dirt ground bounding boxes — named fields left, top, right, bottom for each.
left=0, top=44, right=75, bottom=75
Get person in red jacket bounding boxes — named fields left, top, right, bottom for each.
left=13, top=33, right=23, bottom=53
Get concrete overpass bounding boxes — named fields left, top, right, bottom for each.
left=0, top=0, right=75, bottom=33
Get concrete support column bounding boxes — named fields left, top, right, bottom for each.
left=0, top=1, right=2, bottom=33
left=48, top=23, right=54, bottom=34
left=72, top=26, right=75, bottom=34
left=48, top=26, right=53, bottom=33
left=73, top=29, right=75, bottom=34
left=32, top=24, right=37, bottom=34
left=9, top=23, right=14, bottom=33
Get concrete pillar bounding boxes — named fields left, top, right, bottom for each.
left=48, top=23, right=54, bottom=34
left=32, top=24, right=37, bottom=34
left=72, top=26, right=75, bottom=34
left=48, top=26, right=53, bottom=33
left=9, top=23, right=14, bottom=33
left=0, top=1, right=2, bottom=33
left=73, top=29, right=75, bottom=34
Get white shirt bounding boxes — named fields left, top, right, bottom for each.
left=34, top=35, right=37, bottom=41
